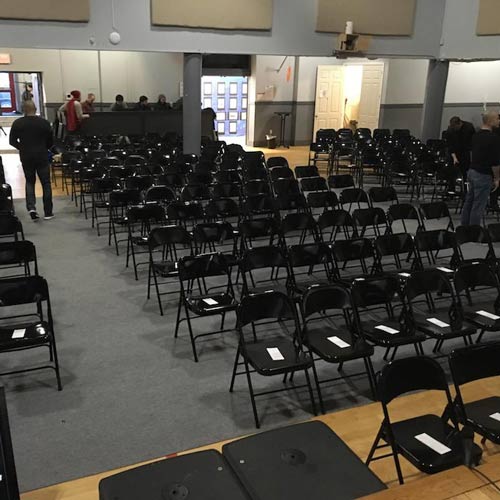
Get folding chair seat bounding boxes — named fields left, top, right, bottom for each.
left=333, top=141, right=355, bottom=175
left=108, top=189, right=143, bottom=255
left=287, top=243, right=335, bottom=299
left=239, top=246, right=290, bottom=296
left=241, top=151, right=266, bottom=170
left=272, top=178, right=301, bottom=198
left=79, top=167, right=105, bottom=219
left=269, top=166, right=294, bottom=182
left=366, top=356, right=480, bottom=484
left=85, top=149, right=107, bottom=163
left=0, top=240, right=38, bottom=278
left=404, top=269, right=476, bottom=353
left=156, top=172, right=185, bottom=193
left=454, top=261, right=500, bottom=343
left=455, top=225, right=495, bottom=264
left=331, top=238, right=375, bottom=280
left=355, top=144, right=382, bottom=187
left=193, top=222, right=239, bottom=269
left=266, top=156, right=289, bottom=169
left=318, top=209, right=356, bottom=241
left=126, top=204, right=166, bottom=280
left=352, top=275, right=426, bottom=360
left=374, top=233, right=418, bottom=277
left=242, top=166, right=268, bottom=184
left=280, top=212, right=319, bottom=246
left=352, top=207, right=389, bottom=238
left=419, top=202, right=454, bottom=232
left=239, top=216, right=280, bottom=251
left=229, top=290, right=317, bottom=428
left=301, top=283, right=376, bottom=413
left=308, top=142, right=332, bottom=169
left=0, top=214, right=24, bottom=241
left=449, top=342, right=500, bottom=444
left=373, top=129, right=390, bottom=141
left=166, top=201, right=205, bottom=230
left=0, top=276, right=62, bottom=390
left=355, top=128, right=372, bottom=142
left=97, top=156, right=123, bottom=170
left=295, top=165, right=319, bottom=179
left=414, top=229, right=461, bottom=271
left=388, top=203, right=422, bottom=234
left=177, top=253, right=238, bottom=362
left=147, top=225, right=194, bottom=315
left=58, top=150, right=83, bottom=190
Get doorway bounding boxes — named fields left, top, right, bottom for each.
left=313, top=63, right=384, bottom=139
left=201, top=76, right=248, bottom=144
left=0, top=71, right=44, bottom=116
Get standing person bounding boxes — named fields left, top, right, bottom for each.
left=22, top=83, right=33, bottom=102
left=134, top=95, right=151, bottom=111
left=81, top=93, right=96, bottom=114
left=9, top=101, right=54, bottom=221
left=461, top=111, right=500, bottom=226
left=110, top=94, right=128, bottom=111
left=155, top=94, right=171, bottom=111
left=58, top=90, right=89, bottom=135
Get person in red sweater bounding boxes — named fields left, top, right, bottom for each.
left=58, top=90, right=89, bottom=135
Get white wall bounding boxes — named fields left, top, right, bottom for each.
left=0, top=48, right=183, bottom=105
left=254, top=55, right=296, bottom=102
left=381, top=59, right=429, bottom=104
left=296, top=57, right=338, bottom=102
left=0, top=0, right=445, bottom=57
left=441, top=0, right=500, bottom=60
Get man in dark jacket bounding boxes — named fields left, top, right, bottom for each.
left=9, top=101, right=54, bottom=220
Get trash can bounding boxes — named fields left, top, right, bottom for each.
left=266, top=134, right=277, bottom=149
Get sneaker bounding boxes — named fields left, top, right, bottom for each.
left=44, top=214, right=55, bottom=220
left=29, top=211, right=40, bottom=221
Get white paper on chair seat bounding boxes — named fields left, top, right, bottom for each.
left=437, top=267, right=453, bottom=273
left=398, top=273, right=411, bottom=278
left=327, top=336, right=350, bottom=348
left=427, top=318, right=449, bottom=328
left=415, top=433, right=451, bottom=455
left=375, top=325, right=399, bottom=335
left=12, top=329, right=26, bottom=339
left=490, top=412, right=500, bottom=422
left=477, top=310, right=500, bottom=321
left=267, top=347, right=284, bottom=361
left=203, top=298, right=218, bottom=306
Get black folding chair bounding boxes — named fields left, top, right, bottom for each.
left=366, top=356, right=479, bottom=484
left=229, top=291, right=317, bottom=428
left=0, top=240, right=38, bottom=278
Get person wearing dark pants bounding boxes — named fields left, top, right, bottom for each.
left=461, top=111, right=500, bottom=226
left=9, top=100, right=54, bottom=221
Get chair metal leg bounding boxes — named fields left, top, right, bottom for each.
left=184, top=305, right=199, bottom=362
left=229, top=345, right=240, bottom=392
left=244, top=357, right=260, bottom=428
left=364, top=357, right=377, bottom=400
left=366, top=424, right=384, bottom=465
left=310, top=356, right=325, bottom=414
left=304, top=368, right=317, bottom=416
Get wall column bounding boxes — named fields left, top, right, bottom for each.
left=420, top=59, right=449, bottom=142
left=183, top=53, right=202, bottom=155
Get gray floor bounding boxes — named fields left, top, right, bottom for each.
left=3, top=193, right=495, bottom=492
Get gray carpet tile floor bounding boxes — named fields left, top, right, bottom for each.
left=3, top=193, right=499, bottom=492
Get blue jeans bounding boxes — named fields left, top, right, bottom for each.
left=461, top=169, right=492, bottom=226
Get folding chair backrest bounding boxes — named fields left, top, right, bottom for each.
left=240, top=246, right=287, bottom=272
left=287, top=242, right=332, bottom=268
left=127, top=204, right=165, bottom=224
left=295, top=165, right=319, bottom=179
left=375, top=233, right=415, bottom=257
left=351, top=275, right=401, bottom=308
left=332, top=238, right=374, bottom=263
left=449, top=342, right=500, bottom=387
left=0, top=240, right=36, bottom=267
left=414, top=229, right=457, bottom=253
left=405, top=269, right=452, bottom=302
left=179, top=253, right=229, bottom=280
left=456, top=225, right=491, bottom=245
left=302, top=283, right=351, bottom=317
left=377, top=356, right=448, bottom=404
left=328, top=175, right=355, bottom=190
left=454, top=262, right=499, bottom=294
left=238, top=291, right=295, bottom=327
left=0, top=275, right=49, bottom=306
left=148, top=225, right=192, bottom=249
left=369, top=187, right=398, bottom=204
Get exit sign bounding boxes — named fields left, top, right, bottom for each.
left=0, top=54, right=11, bottom=64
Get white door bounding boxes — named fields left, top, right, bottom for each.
left=313, top=65, right=345, bottom=139
left=357, top=63, right=385, bottom=131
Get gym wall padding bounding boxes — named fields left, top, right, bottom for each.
left=476, top=0, right=500, bottom=35
left=316, top=0, right=416, bottom=35
left=0, top=0, right=90, bottom=22
left=151, top=0, right=273, bottom=30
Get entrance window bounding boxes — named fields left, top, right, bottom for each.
left=0, top=73, right=15, bottom=113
